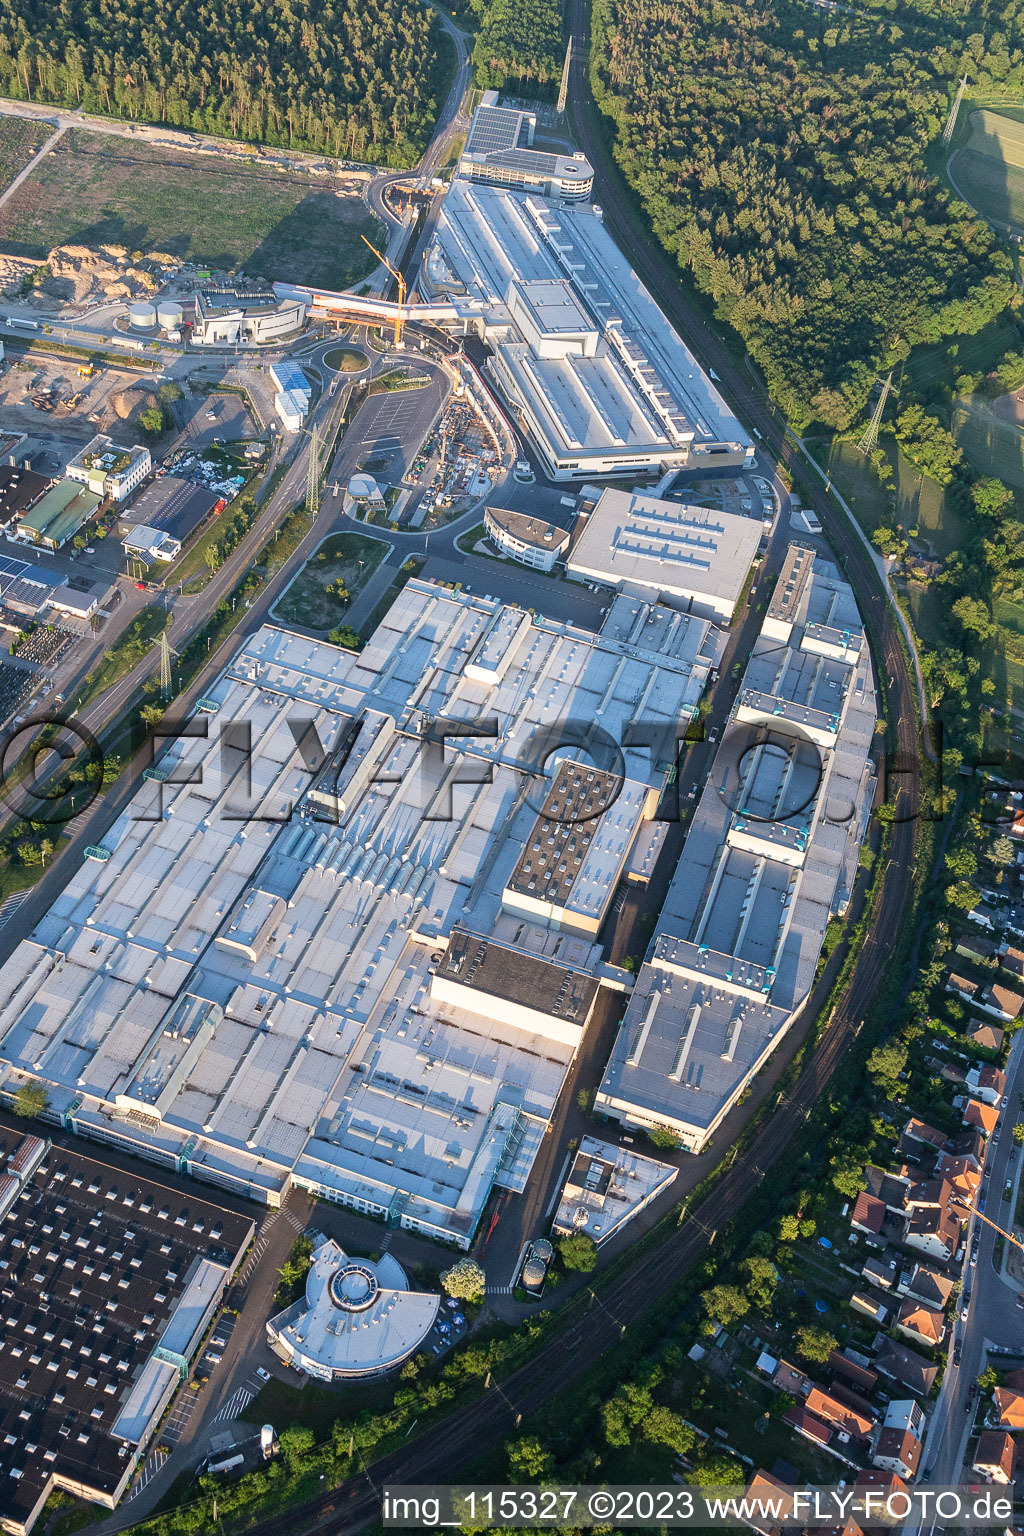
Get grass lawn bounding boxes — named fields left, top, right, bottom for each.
left=819, top=436, right=968, bottom=558
left=73, top=604, right=170, bottom=709
left=273, top=532, right=388, bottom=630
left=952, top=395, right=1024, bottom=491
left=949, top=109, right=1024, bottom=235
left=0, top=115, right=50, bottom=196
left=324, top=346, right=369, bottom=373
left=905, top=582, right=952, bottom=652
left=0, top=131, right=385, bottom=289
left=902, top=310, right=1024, bottom=394
left=359, top=556, right=425, bottom=638
left=239, top=1370, right=397, bottom=1435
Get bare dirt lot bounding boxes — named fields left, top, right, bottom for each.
left=0, top=130, right=385, bottom=289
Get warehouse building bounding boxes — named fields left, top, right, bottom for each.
left=12, top=480, right=101, bottom=551
left=567, top=488, right=762, bottom=622
left=66, top=437, right=151, bottom=503
left=595, top=544, right=877, bottom=1151
left=269, top=360, right=312, bottom=431
left=0, top=466, right=50, bottom=530
left=120, top=476, right=221, bottom=563
left=459, top=94, right=593, bottom=202
left=421, top=181, right=752, bottom=481
left=267, top=1241, right=438, bottom=1380
left=192, top=287, right=306, bottom=346
left=483, top=505, right=569, bottom=570
left=0, top=582, right=723, bottom=1247
left=0, top=1129, right=252, bottom=1536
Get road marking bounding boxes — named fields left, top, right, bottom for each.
left=128, top=1446, right=168, bottom=1499
left=0, top=892, right=28, bottom=934
left=213, top=1387, right=253, bottom=1423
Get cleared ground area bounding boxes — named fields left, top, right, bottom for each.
left=949, top=109, right=1024, bottom=233
left=0, top=130, right=384, bottom=287
left=0, top=114, right=50, bottom=195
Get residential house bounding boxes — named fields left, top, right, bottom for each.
left=955, top=934, right=996, bottom=965
left=997, top=942, right=1024, bottom=980
left=804, top=1387, right=876, bottom=1443
left=940, top=1063, right=968, bottom=1086
left=745, top=1469, right=796, bottom=1536
left=964, top=1099, right=1000, bottom=1139
left=967, top=903, right=1000, bottom=931
left=850, top=1292, right=889, bottom=1325
left=904, top=1204, right=960, bottom=1263
left=901, top=1119, right=950, bottom=1155
left=829, top=1350, right=878, bottom=1395
left=851, top=1192, right=887, bottom=1238
left=784, top=1406, right=832, bottom=1449
left=970, top=1023, right=1004, bottom=1052
left=993, top=1386, right=1024, bottom=1430
left=772, top=1359, right=811, bottom=1396
left=966, top=1065, right=1007, bottom=1105
left=973, top=1431, right=1017, bottom=1485
left=952, top=1127, right=988, bottom=1168
left=981, top=983, right=1024, bottom=1022
left=905, top=1176, right=950, bottom=1214
left=883, top=1398, right=926, bottom=1441
left=947, top=973, right=980, bottom=1005
left=871, top=1427, right=922, bottom=1481
left=874, top=1338, right=939, bottom=1396
left=935, top=1153, right=981, bottom=1206
left=864, top=1165, right=912, bottom=1210
left=896, top=1299, right=946, bottom=1350
left=896, top=1264, right=956, bottom=1313
left=811, top=1522, right=865, bottom=1536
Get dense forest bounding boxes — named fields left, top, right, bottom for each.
left=590, top=0, right=1018, bottom=428
left=470, top=0, right=562, bottom=91
left=0, top=0, right=451, bottom=166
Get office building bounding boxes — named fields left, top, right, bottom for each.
left=267, top=1240, right=438, bottom=1380
left=483, top=505, right=569, bottom=571
left=66, top=437, right=151, bottom=504
left=567, top=488, right=762, bottom=621
left=596, top=545, right=876, bottom=1150
left=192, top=287, right=305, bottom=346
left=459, top=94, right=593, bottom=201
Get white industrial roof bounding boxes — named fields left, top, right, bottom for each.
left=568, top=489, right=762, bottom=615
left=597, top=547, right=876, bottom=1145
left=0, top=580, right=719, bottom=1242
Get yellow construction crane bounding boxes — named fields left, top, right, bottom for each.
left=360, top=235, right=406, bottom=348
left=950, top=1193, right=1024, bottom=1255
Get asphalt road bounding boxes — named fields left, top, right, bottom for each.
left=914, top=1027, right=1024, bottom=1513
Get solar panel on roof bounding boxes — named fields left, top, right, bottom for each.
left=0, top=557, right=28, bottom=579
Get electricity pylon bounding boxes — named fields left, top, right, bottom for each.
left=156, top=630, right=176, bottom=695
left=856, top=371, right=894, bottom=457
left=306, top=420, right=323, bottom=515
left=556, top=40, right=572, bottom=116
left=943, top=75, right=969, bottom=145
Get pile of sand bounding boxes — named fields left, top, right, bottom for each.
left=0, top=242, right=166, bottom=308
left=112, top=382, right=157, bottom=424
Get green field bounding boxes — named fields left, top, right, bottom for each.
left=0, top=115, right=50, bottom=196
left=273, top=532, right=388, bottom=630
left=902, top=310, right=1024, bottom=394
left=0, top=130, right=384, bottom=288
left=820, top=437, right=968, bottom=558
left=949, top=109, right=1024, bottom=234
left=324, top=346, right=369, bottom=373
left=952, top=395, right=1024, bottom=490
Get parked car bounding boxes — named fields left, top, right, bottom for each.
left=255, top=1366, right=270, bottom=1382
